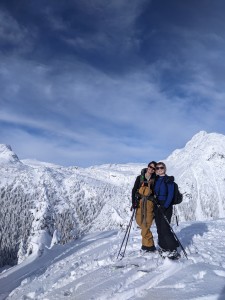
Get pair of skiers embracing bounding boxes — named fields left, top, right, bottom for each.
left=131, top=161, right=180, bottom=260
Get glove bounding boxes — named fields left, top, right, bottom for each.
left=131, top=201, right=138, bottom=211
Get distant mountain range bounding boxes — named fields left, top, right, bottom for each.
left=0, top=131, right=225, bottom=267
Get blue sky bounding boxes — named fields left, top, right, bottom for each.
left=0, top=0, right=225, bottom=167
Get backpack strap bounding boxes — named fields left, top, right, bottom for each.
left=164, top=175, right=174, bottom=184
left=138, top=168, right=155, bottom=198
left=140, top=168, right=147, bottom=185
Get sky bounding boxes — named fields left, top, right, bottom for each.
left=0, top=0, right=225, bottom=167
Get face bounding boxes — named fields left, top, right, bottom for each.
left=147, top=164, right=156, bottom=175
left=156, top=165, right=166, bottom=176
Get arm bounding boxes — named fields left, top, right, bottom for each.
left=131, top=175, right=140, bottom=207
left=164, top=182, right=174, bottom=208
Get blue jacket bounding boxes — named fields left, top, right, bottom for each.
left=154, top=176, right=174, bottom=208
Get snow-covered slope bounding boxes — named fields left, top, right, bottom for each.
left=0, top=131, right=225, bottom=269
left=0, top=150, right=142, bottom=267
left=165, top=131, right=225, bottom=221
left=1, top=219, right=225, bottom=300
left=0, top=144, right=20, bottom=164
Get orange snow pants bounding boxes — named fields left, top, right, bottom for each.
left=135, top=199, right=154, bottom=247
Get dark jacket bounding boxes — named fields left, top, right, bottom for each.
left=154, top=175, right=174, bottom=208
left=131, top=169, right=156, bottom=207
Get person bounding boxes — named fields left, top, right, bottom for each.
left=131, top=161, right=157, bottom=252
left=153, top=162, right=180, bottom=259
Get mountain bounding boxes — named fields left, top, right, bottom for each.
left=0, top=151, right=141, bottom=268
left=0, top=131, right=225, bottom=268
left=165, top=131, right=225, bottom=221
left=0, top=144, right=20, bottom=164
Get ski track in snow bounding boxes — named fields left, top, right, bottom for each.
left=1, top=219, right=225, bottom=300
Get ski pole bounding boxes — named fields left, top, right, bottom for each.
left=153, top=197, right=188, bottom=259
left=116, top=209, right=135, bottom=259
left=117, top=209, right=136, bottom=260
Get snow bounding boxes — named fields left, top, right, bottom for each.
left=1, top=218, right=225, bottom=300
left=0, top=144, right=20, bottom=164
left=1, top=131, right=225, bottom=299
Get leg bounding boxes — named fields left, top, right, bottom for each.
left=136, top=200, right=155, bottom=248
left=156, top=206, right=179, bottom=251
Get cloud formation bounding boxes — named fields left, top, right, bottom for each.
left=0, top=0, right=225, bottom=166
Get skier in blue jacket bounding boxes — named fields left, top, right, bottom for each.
left=154, top=162, right=180, bottom=259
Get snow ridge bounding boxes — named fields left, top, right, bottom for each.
left=0, top=131, right=225, bottom=269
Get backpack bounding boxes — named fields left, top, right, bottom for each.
left=164, top=176, right=183, bottom=205
left=172, top=182, right=183, bottom=205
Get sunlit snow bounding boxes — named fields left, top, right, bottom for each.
left=0, top=131, right=225, bottom=299
left=1, top=220, right=225, bottom=299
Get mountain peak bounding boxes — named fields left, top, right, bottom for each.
left=0, top=144, right=20, bottom=164
left=185, top=131, right=225, bottom=149
left=191, top=130, right=208, bottom=139
left=167, top=131, right=225, bottom=162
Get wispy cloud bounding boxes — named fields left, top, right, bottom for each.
left=0, top=0, right=225, bottom=166
left=0, top=10, right=26, bottom=44
left=0, top=10, right=36, bottom=55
